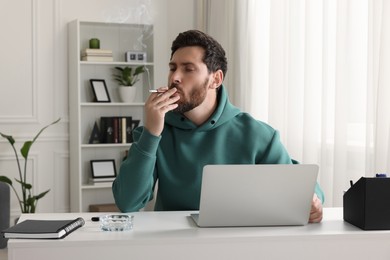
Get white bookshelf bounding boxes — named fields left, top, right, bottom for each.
left=68, top=19, right=154, bottom=212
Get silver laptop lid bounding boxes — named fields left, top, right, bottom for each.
left=194, top=164, right=319, bottom=227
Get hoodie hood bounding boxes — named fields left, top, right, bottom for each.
left=165, top=85, right=241, bottom=132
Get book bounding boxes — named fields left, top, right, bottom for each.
left=100, top=117, right=114, bottom=143
left=83, top=53, right=113, bottom=58
left=100, top=116, right=140, bottom=144
left=82, top=48, right=113, bottom=55
left=89, top=177, right=116, bottom=183
left=113, top=117, right=119, bottom=143
left=81, top=56, right=113, bottom=62
left=82, top=53, right=112, bottom=57
left=1, top=217, right=85, bottom=239
left=121, top=117, right=127, bottom=143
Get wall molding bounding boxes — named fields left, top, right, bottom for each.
left=0, top=0, right=38, bottom=123
left=196, top=0, right=209, bottom=31
left=53, top=151, right=70, bottom=213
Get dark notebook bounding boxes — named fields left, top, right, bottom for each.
left=1, top=217, right=85, bottom=239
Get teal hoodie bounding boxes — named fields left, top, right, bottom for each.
left=113, top=86, right=324, bottom=212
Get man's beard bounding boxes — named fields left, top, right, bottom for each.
left=170, top=78, right=209, bottom=113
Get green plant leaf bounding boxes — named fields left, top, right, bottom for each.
left=26, top=196, right=36, bottom=207
left=123, top=67, right=132, bottom=79
left=33, top=118, right=61, bottom=144
left=35, top=189, right=50, bottom=200
left=20, top=118, right=61, bottom=159
left=0, top=133, right=15, bottom=145
left=0, top=175, right=12, bottom=185
left=113, top=66, right=145, bottom=86
left=0, top=118, right=59, bottom=214
left=20, top=141, right=33, bottom=160
left=15, top=179, right=32, bottom=190
left=134, top=66, right=145, bottom=76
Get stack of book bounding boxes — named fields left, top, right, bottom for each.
left=100, top=116, right=140, bottom=144
left=81, top=48, right=113, bottom=62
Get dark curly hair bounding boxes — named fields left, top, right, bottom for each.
left=170, top=30, right=228, bottom=78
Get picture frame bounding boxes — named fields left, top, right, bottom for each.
left=90, top=79, right=110, bottom=102
left=90, top=159, right=116, bottom=179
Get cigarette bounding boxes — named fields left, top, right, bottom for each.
left=149, top=90, right=166, bottom=93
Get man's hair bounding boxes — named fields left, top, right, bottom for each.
left=171, top=30, right=228, bottom=78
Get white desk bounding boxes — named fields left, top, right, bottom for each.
left=7, top=208, right=390, bottom=260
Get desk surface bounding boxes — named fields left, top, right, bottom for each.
left=7, top=208, right=390, bottom=260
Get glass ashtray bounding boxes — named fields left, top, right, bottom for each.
left=100, top=214, right=134, bottom=231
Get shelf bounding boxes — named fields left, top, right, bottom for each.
left=82, top=182, right=113, bottom=189
left=80, top=61, right=154, bottom=66
left=69, top=19, right=153, bottom=212
left=81, top=143, right=132, bottom=148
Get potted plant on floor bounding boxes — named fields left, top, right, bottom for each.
left=113, top=66, right=145, bottom=103
left=0, top=118, right=60, bottom=213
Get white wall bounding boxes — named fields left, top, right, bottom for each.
left=0, top=0, right=197, bottom=220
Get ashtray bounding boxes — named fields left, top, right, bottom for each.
left=100, top=214, right=134, bottom=231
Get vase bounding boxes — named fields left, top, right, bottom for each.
left=118, top=86, right=137, bottom=103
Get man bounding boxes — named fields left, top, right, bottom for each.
left=113, top=30, right=324, bottom=223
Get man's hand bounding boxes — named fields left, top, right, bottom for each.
left=144, top=87, right=180, bottom=136
left=309, top=194, right=323, bottom=223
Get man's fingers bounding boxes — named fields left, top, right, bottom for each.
left=309, top=194, right=323, bottom=223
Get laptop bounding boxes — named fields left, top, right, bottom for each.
left=190, top=164, right=319, bottom=227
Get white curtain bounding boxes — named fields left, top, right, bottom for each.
left=201, top=0, right=390, bottom=207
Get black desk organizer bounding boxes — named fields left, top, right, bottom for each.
left=343, top=177, right=390, bottom=230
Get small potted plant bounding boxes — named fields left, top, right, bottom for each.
left=0, top=118, right=60, bottom=213
left=113, top=66, right=145, bottom=102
